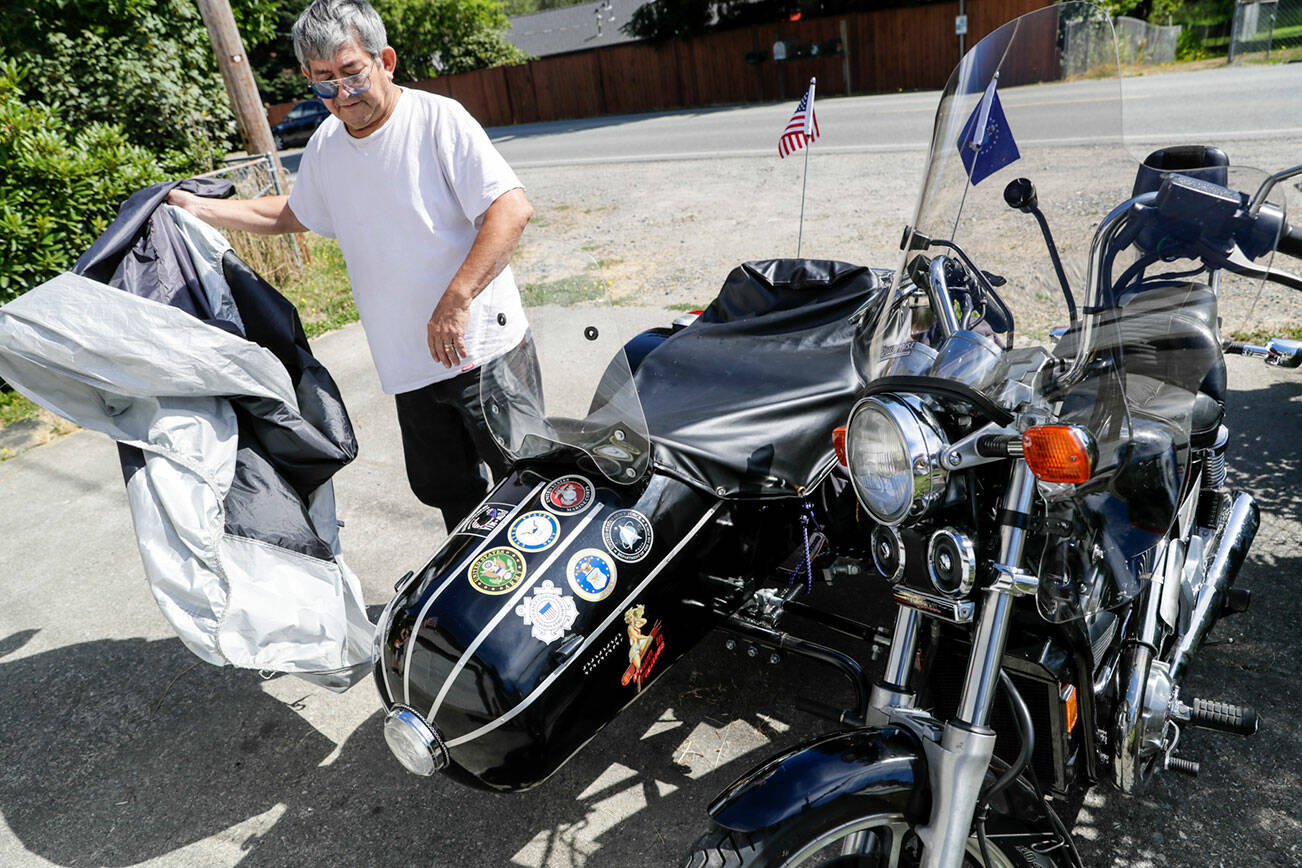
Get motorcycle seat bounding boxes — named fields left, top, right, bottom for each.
left=633, top=259, right=885, bottom=499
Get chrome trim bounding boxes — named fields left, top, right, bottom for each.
left=428, top=505, right=604, bottom=719
left=988, top=563, right=1038, bottom=597
left=927, top=255, right=961, bottom=337
left=400, top=482, right=544, bottom=706
left=870, top=524, right=907, bottom=583
left=846, top=394, right=950, bottom=526
left=443, top=502, right=723, bottom=748
left=882, top=607, right=922, bottom=690
left=915, top=721, right=998, bottom=868
left=383, top=705, right=449, bottom=776
left=930, top=329, right=1007, bottom=392
left=928, top=528, right=977, bottom=596
left=942, top=422, right=1018, bottom=470
left=892, top=587, right=975, bottom=623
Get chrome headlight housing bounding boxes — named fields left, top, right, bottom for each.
left=846, top=394, right=950, bottom=526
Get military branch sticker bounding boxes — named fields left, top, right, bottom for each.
left=542, top=475, right=595, bottom=516
left=622, top=604, right=665, bottom=692
left=567, top=548, right=618, bottom=602
left=509, top=510, right=561, bottom=552
left=468, top=547, right=527, bottom=595
left=514, top=580, right=579, bottom=643
left=462, top=503, right=512, bottom=536
left=601, top=509, right=654, bottom=563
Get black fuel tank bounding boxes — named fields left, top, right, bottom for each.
left=375, top=466, right=723, bottom=791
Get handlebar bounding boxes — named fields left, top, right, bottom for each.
left=1277, top=222, right=1302, bottom=261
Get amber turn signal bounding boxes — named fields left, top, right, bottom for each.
left=1021, top=424, right=1095, bottom=484
left=832, top=426, right=848, bottom=466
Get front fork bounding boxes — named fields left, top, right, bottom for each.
left=871, top=462, right=1039, bottom=868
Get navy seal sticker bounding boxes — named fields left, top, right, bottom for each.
left=514, top=580, right=579, bottom=643
left=602, top=509, right=654, bottom=563
left=468, top=547, right=527, bottom=595
left=508, top=510, right=560, bottom=552
left=542, top=475, right=595, bottom=515
left=567, top=548, right=617, bottom=602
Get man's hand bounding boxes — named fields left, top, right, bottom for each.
left=427, top=188, right=532, bottom=369
left=428, top=289, right=472, bottom=368
left=166, top=189, right=201, bottom=213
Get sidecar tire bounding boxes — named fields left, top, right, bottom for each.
left=681, top=806, right=1068, bottom=868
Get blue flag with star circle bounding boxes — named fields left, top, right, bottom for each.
left=956, top=82, right=1020, bottom=186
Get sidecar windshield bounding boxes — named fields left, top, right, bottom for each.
left=478, top=244, right=652, bottom=484
left=853, top=2, right=1282, bottom=619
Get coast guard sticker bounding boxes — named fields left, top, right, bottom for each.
left=542, top=475, right=595, bottom=516
left=514, top=580, right=579, bottom=643
left=567, top=548, right=617, bottom=602
left=509, top=511, right=560, bottom=552
left=468, top=547, right=527, bottom=595
left=601, top=509, right=653, bottom=563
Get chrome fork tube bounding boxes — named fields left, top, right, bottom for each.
left=917, top=462, right=1035, bottom=868
left=867, top=608, right=923, bottom=725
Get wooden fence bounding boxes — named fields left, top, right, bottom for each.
left=267, top=0, right=1046, bottom=130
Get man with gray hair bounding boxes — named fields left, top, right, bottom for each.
left=168, top=0, right=534, bottom=530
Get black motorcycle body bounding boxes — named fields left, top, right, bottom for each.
left=373, top=258, right=887, bottom=791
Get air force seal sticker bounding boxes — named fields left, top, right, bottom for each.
left=468, top=547, right=527, bottom=595
left=542, top=475, right=595, bottom=515
left=509, top=510, right=560, bottom=552
left=567, top=548, right=617, bottom=602
left=515, top=580, right=579, bottom=643
left=602, top=509, right=653, bottom=562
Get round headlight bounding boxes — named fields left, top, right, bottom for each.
left=383, top=705, right=448, bottom=776
left=846, top=394, right=949, bottom=526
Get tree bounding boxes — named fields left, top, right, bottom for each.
left=0, top=59, right=166, bottom=301
left=0, top=0, right=280, bottom=175
left=373, top=0, right=530, bottom=79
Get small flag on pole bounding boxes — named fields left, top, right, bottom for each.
left=956, top=73, right=1020, bottom=186
left=778, top=81, right=819, bottom=159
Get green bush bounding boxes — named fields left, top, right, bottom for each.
left=0, top=59, right=166, bottom=303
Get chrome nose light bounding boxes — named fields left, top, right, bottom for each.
left=383, top=705, right=449, bottom=776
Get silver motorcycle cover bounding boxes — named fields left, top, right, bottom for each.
left=0, top=207, right=371, bottom=690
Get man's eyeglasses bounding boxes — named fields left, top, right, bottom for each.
left=309, top=67, right=373, bottom=100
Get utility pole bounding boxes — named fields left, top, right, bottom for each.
left=196, top=0, right=286, bottom=184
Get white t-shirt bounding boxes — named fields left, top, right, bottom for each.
left=289, top=88, right=527, bottom=394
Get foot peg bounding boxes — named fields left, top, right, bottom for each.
left=1221, top=587, right=1251, bottom=616
left=1176, top=698, right=1259, bottom=736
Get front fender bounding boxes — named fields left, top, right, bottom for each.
left=708, top=726, right=926, bottom=833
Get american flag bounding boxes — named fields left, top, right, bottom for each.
left=778, top=81, right=819, bottom=159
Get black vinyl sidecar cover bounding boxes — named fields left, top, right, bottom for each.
left=635, top=259, right=884, bottom=499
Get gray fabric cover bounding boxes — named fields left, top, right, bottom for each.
left=0, top=207, right=371, bottom=691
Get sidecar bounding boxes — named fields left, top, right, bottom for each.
left=374, top=256, right=886, bottom=791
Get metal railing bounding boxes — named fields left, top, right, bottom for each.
left=198, top=152, right=303, bottom=275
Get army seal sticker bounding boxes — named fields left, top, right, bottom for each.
left=514, top=580, right=579, bottom=643
left=567, top=548, right=617, bottom=602
left=508, top=511, right=560, bottom=552
left=467, top=547, right=527, bottom=595
left=542, top=475, right=595, bottom=515
left=601, top=509, right=654, bottom=563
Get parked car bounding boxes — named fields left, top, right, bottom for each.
left=271, top=99, right=331, bottom=150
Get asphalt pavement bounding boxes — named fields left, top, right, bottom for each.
left=1, top=62, right=1300, bottom=867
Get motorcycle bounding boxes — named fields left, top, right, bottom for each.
left=372, top=3, right=1302, bottom=861
left=676, top=3, right=1302, bottom=867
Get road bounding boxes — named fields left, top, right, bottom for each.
left=487, top=64, right=1302, bottom=167
left=1, top=61, right=1300, bottom=867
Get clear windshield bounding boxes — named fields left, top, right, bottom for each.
left=479, top=242, right=652, bottom=484
left=854, top=2, right=1284, bottom=619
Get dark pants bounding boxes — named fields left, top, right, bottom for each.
left=395, top=364, right=510, bottom=531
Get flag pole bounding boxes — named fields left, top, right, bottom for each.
left=797, top=77, right=815, bottom=258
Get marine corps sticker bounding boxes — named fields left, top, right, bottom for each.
left=542, top=475, right=595, bottom=515
left=601, top=509, right=653, bottom=563
left=509, top=510, right=560, bottom=552
left=621, top=604, right=665, bottom=691
left=567, top=548, right=617, bottom=602
left=514, top=580, right=579, bottom=643
left=468, top=547, right=527, bottom=595
left=462, top=503, right=512, bottom=536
